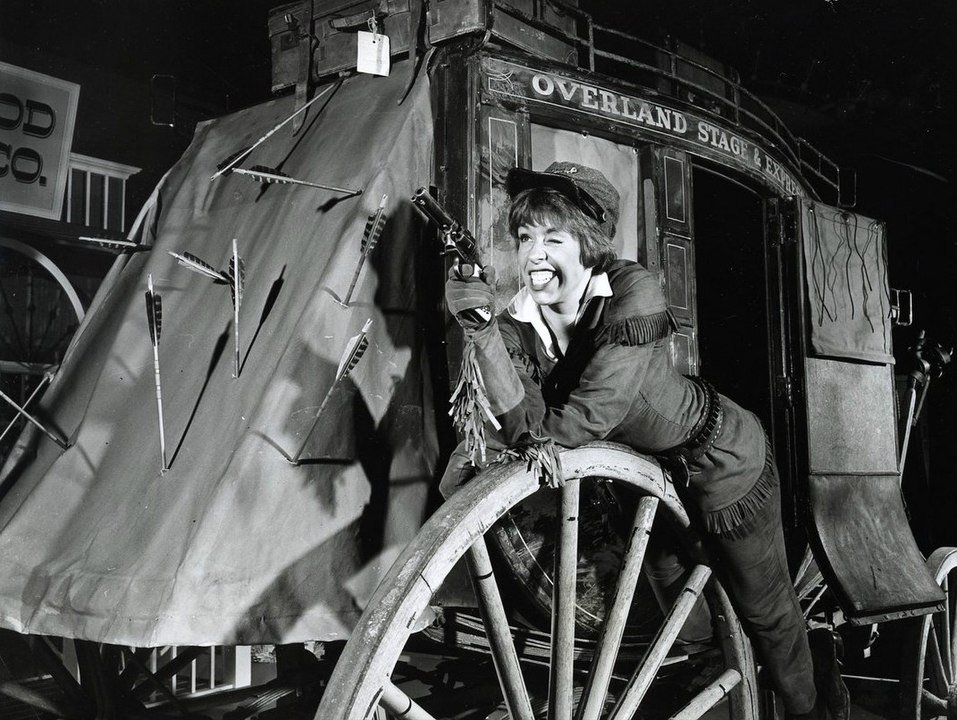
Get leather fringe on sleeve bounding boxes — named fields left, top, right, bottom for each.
left=701, top=435, right=778, bottom=540
left=598, top=310, right=672, bottom=346
left=494, top=433, right=565, bottom=489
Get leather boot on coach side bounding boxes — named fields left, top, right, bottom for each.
left=807, top=627, right=851, bottom=720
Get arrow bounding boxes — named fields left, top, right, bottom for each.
left=225, top=238, right=246, bottom=378
left=168, top=251, right=229, bottom=282
left=231, top=166, right=362, bottom=197
left=291, top=318, right=373, bottom=464
left=209, top=81, right=340, bottom=181
left=0, top=382, right=68, bottom=450
left=145, top=273, right=168, bottom=472
left=342, top=194, right=388, bottom=306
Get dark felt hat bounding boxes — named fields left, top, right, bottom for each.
left=507, top=161, right=620, bottom=237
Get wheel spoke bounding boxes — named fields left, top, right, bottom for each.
left=920, top=687, right=948, bottom=716
left=0, top=679, right=74, bottom=718
left=380, top=680, right=439, bottom=720
left=467, top=537, right=535, bottom=720
left=314, top=445, right=758, bottom=720
left=549, top=478, right=580, bottom=720
left=941, top=575, right=957, bottom=684
left=943, top=574, right=953, bottom=681
left=609, top=564, right=712, bottom=720
left=669, top=668, right=743, bottom=720
left=577, top=495, right=659, bottom=720
left=927, top=624, right=949, bottom=695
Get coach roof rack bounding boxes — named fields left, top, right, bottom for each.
left=496, top=0, right=852, bottom=206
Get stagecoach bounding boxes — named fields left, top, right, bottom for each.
left=0, top=2, right=952, bottom=718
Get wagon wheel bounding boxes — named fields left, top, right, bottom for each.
left=316, top=442, right=759, bottom=720
left=901, top=547, right=957, bottom=719
left=0, top=239, right=84, bottom=367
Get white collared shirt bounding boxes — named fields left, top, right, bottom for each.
left=506, top=272, right=613, bottom=361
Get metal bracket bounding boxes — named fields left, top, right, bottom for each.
left=890, top=287, right=914, bottom=327
left=774, top=374, right=793, bottom=407
left=767, top=199, right=797, bottom=248
left=292, top=0, right=315, bottom=136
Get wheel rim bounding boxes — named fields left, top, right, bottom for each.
left=316, top=443, right=758, bottom=720
left=903, top=547, right=957, bottom=719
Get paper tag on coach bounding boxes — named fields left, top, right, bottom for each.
left=357, top=31, right=390, bottom=76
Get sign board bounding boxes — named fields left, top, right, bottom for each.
left=484, top=58, right=806, bottom=198
left=0, top=62, right=80, bottom=219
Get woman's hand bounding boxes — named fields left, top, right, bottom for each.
left=445, top=265, right=496, bottom=332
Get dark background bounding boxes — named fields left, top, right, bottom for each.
left=1, top=0, right=955, bottom=546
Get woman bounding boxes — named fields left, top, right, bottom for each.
left=443, top=161, right=848, bottom=719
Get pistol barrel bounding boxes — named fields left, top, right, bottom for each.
left=411, top=187, right=480, bottom=264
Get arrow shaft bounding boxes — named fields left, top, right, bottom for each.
left=232, top=168, right=361, bottom=195
left=233, top=287, right=241, bottom=379
left=152, top=344, right=167, bottom=471
left=342, top=254, right=370, bottom=307
left=343, top=208, right=386, bottom=306
left=210, top=82, right=338, bottom=180
left=290, top=382, right=340, bottom=465
left=292, top=321, right=371, bottom=464
left=0, top=374, right=52, bottom=445
left=0, top=387, right=67, bottom=449
left=232, top=243, right=242, bottom=378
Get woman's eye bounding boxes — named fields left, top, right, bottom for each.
left=518, top=235, right=531, bottom=243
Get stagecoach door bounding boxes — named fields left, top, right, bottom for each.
left=768, top=196, right=944, bottom=624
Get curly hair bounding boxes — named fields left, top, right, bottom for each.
left=508, top=187, right=618, bottom=273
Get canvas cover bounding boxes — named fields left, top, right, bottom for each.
left=0, top=67, right=438, bottom=646
left=800, top=199, right=894, bottom=365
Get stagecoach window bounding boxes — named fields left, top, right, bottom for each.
left=664, top=155, right=686, bottom=223
left=529, top=123, right=641, bottom=262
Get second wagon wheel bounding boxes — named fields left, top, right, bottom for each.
left=316, top=442, right=759, bottom=720
left=901, top=547, right=957, bottom=719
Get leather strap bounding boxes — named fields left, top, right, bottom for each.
left=658, top=376, right=724, bottom=487
left=292, top=0, right=314, bottom=136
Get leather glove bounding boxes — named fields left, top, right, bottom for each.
left=445, top=264, right=496, bottom=332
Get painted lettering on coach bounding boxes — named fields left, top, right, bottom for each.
left=529, top=73, right=690, bottom=135
left=485, top=58, right=805, bottom=198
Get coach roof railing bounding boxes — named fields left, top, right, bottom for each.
left=496, top=0, right=849, bottom=206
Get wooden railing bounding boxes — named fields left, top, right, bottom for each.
left=502, top=0, right=852, bottom=206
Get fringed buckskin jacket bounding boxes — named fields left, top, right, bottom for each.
left=471, top=259, right=776, bottom=538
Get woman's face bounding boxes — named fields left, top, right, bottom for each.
left=516, top=222, right=592, bottom=313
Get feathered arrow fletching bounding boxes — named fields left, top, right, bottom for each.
left=145, top=282, right=163, bottom=347
left=145, top=273, right=168, bottom=471
left=169, top=251, right=229, bottom=282
left=224, top=254, right=246, bottom=310
left=231, top=165, right=362, bottom=196
left=290, top=318, right=373, bottom=464
left=360, top=195, right=388, bottom=252
left=226, top=238, right=245, bottom=378
left=213, top=146, right=253, bottom=177
left=336, top=318, right=373, bottom=382
left=78, top=236, right=147, bottom=253
left=342, top=195, right=388, bottom=306
left=241, top=165, right=295, bottom=185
